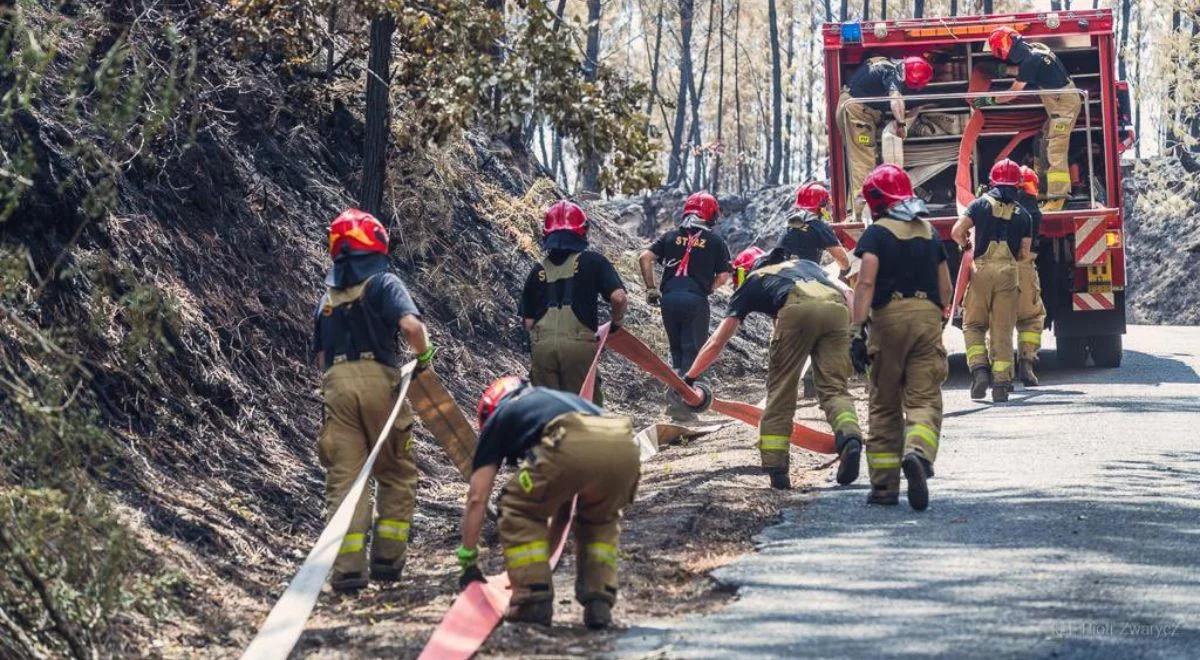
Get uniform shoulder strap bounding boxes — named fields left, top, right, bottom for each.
left=542, top=252, right=582, bottom=283
left=982, top=194, right=1015, bottom=221
left=874, top=218, right=933, bottom=241
left=327, top=273, right=378, bottom=307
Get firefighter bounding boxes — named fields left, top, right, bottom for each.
left=978, top=27, right=1081, bottom=211
left=1015, top=165, right=1046, bottom=386
left=457, top=377, right=639, bottom=630
left=313, top=208, right=434, bottom=592
left=521, top=201, right=628, bottom=403
left=840, top=56, right=934, bottom=220
left=850, top=164, right=952, bottom=511
left=951, top=159, right=1034, bottom=403
left=681, top=247, right=863, bottom=490
left=638, top=192, right=733, bottom=420
left=776, top=182, right=851, bottom=276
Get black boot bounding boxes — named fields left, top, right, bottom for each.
left=583, top=599, right=613, bottom=630
left=867, top=488, right=899, bottom=506
left=902, top=453, right=931, bottom=511
left=506, top=599, right=553, bottom=626
left=1019, top=359, right=1039, bottom=387
left=835, top=435, right=862, bottom=486
left=970, top=367, right=990, bottom=400
left=767, top=468, right=791, bottom=490
left=330, top=571, right=368, bottom=594
left=370, top=559, right=405, bottom=583
left=992, top=382, right=1011, bottom=403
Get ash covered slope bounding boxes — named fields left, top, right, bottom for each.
left=1122, top=158, right=1200, bottom=325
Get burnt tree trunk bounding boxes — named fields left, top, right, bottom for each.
left=360, top=14, right=395, bottom=218
left=914, top=0, right=924, bottom=18
left=781, top=3, right=796, bottom=183
left=711, top=0, right=726, bottom=192
left=579, top=0, right=603, bottom=193
left=688, top=0, right=718, bottom=191
left=644, top=0, right=665, bottom=135
left=840, top=0, right=849, bottom=21
left=983, top=0, right=994, bottom=13
left=667, top=0, right=696, bottom=187
left=767, top=0, right=783, bottom=185
left=1118, top=0, right=1131, bottom=81
left=733, top=0, right=746, bottom=194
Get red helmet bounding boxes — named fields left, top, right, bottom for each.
left=683, top=192, right=720, bottom=224
left=1020, top=166, right=1040, bottom=196
left=732, top=246, right=766, bottom=288
left=988, top=27, right=1021, bottom=61
left=328, top=208, right=388, bottom=259
left=989, top=159, right=1022, bottom=187
left=477, top=375, right=528, bottom=427
left=861, top=164, right=916, bottom=219
left=902, top=57, right=934, bottom=89
left=543, top=200, right=588, bottom=237
left=794, top=182, right=831, bottom=214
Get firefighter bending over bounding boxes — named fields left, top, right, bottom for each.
left=851, top=164, right=951, bottom=511
left=840, top=56, right=934, bottom=220
left=776, top=182, right=851, bottom=276
left=457, top=377, right=640, bottom=630
left=313, top=209, right=434, bottom=592
left=978, top=27, right=1081, bottom=211
left=952, top=159, right=1034, bottom=403
left=683, top=247, right=863, bottom=490
left=639, top=192, right=733, bottom=420
left=1015, top=165, right=1047, bottom=386
left=521, top=201, right=628, bottom=402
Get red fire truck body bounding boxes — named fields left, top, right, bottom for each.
left=824, top=9, right=1132, bottom=367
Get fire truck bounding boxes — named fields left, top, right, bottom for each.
left=824, top=9, right=1132, bottom=368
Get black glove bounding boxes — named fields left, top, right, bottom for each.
left=850, top=325, right=871, bottom=375
left=459, top=565, right=486, bottom=589
left=645, top=289, right=662, bottom=306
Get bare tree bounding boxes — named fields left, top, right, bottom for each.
left=667, top=0, right=695, bottom=187
left=579, top=0, right=603, bottom=193
left=711, top=0, right=727, bottom=192
left=983, top=0, right=994, bottom=13
left=862, top=0, right=871, bottom=21
left=781, top=2, right=796, bottom=183
left=1118, top=0, right=1131, bottom=81
left=951, top=0, right=959, bottom=16
left=914, top=0, right=925, bottom=18
left=360, top=14, right=395, bottom=217
left=687, top=0, right=719, bottom=190
left=766, top=0, right=783, bottom=185
left=644, top=0, right=665, bottom=135
left=733, top=0, right=747, bottom=193
left=841, top=0, right=849, bottom=21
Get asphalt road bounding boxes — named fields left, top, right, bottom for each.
left=622, top=325, right=1200, bottom=659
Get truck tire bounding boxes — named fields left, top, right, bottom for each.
left=1057, top=336, right=1088, bottom=368
left=1089, top=334, right=1123, bottom=368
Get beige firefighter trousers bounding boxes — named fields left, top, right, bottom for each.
left=499, top=413, right=640, bottom=607
left=1041, top=84, right=1082, bottom=201
left=963, top=242, right=1020, bottom=384
left=866, top=298, right=947, bottom=495
left=759, top=284, right=861, bottom=471
left=840, top=90, right=883, bottom=220
left=1016, top=255, right=1046, bottom=361
left=319, top=360, right=417, bottom=579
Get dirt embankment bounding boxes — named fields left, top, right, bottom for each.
left=1122, top=158, right=1200, bottom=325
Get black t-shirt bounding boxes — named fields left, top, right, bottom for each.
left=965, top=189, right=1033, bottom=259
left=1015, top=42, right=1071, bottom=90
left=472, top=387, right=603, bottom=470
left=649, top=227, right=732, bottom=295
left=854, top=221, right=948, bottom=309
left=520, top=250, right=625, bottom=331
left=848, top=58, right=904, bottom=111
left=777, top=213, right=840, bottom=264
left=1016, top=190, right=1042, bottom=241
left=726, top=259, right=837, bottom=320
left=311, top=272, right=421, bottom=358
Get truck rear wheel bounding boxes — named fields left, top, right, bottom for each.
left=1089, top=334, right=1123, bottom=368
left=1057, top=337, right=1088, bottom=368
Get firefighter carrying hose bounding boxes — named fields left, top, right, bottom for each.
left=840, top=56, right=934, bottom=220
left=776, top=182, right=851, bottom=276
left=457, top=377, right=639, bottom=630
left=521, top=201, right=628, bottom=402
left=952, top=159, right=1034, bottom=403
left=638, top=192, right=733, bottom=420
left=1015, top=165, right=1046, bottom=386
left=682, top=247, right=863, bottom=490
left=978, top=27, right=1081, bottom=212
left=312, top=208, right=434, bottom=592
left=850, top=164, right=951, bottom=511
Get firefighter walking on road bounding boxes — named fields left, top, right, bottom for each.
left=639, top=192, right=733, bottom=420
left=776, top=182, right=851, bottom=276
left=979, top=27, right=1081, bottom=211
left=851, top=164, right=951, bottom=511
left=682, top=247, right=863, bottom=490
left=952, top=159, right=1034, bottom=403
left=313, top=209, right=434, bottom=592
left=1015, top=165, right=1046, bottom=386
left=521, top=201, right=628, bottom=403
left=457, top=377, right=639, bottom=630
left=840, top=56, right=934, bottom=220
